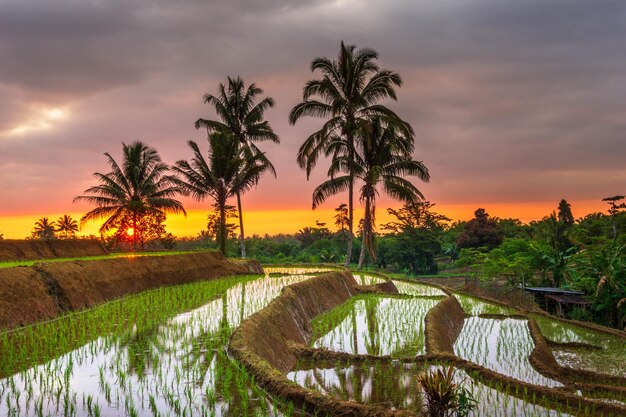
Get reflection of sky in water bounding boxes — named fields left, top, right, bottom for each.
left=353, top=274, right=386, bottom=286
left=0, top=273, right=310, bottom=417
left=392, top=280, right=446, bottom=297
left=288, top=362, right=572, bottom=417
left=455, top=317, right=562, bottom=387
left=531, top=313, right=626, bottom=377
left=314, top=297, right=440, bottom=357
left=454, top=294, right=517, bottom=316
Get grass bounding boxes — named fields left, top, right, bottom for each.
left=0, top=250, right=204, bottom=269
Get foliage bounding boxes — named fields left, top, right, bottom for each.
left=290, top=41, right=412, bottom=268
left=195, top=76, right=279, bottom=258
left=295, top=224, right=332, bottom=248
left=31, top=217, right=57, bottom=240
left=456, top=208, right=503, bottom=250
left=74, top=141, right=185, bottom=250
left=56, top=214, right=79, bottom=239
left=205, top=205, right=238, bottom=241
left=312, top=117, right=429, bottom=268
left=570, top=241, right=626, bottom=328
left=417, top=367, right=477, bottom=417
left=334, top=203, right=349, bottom=233
left=378, top=202, right=448, bottom=274
left=105, top=211, right=174, bottom=251
left=170, top=132, right=273, bottom=254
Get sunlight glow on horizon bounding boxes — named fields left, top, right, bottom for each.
left=0, top=199, right=609, bottom=240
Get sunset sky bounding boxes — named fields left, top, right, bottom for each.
left=1, top=0, right=624, bottom=239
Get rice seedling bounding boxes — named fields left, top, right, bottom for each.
left=311, top=294, right=440, bottom=357
left=288, top=361, right=573, bottom=416
left=454, top=317, right=562, bottom=387
left=392, top=280, right=447, bottom=297
left=453, top=293, right=517, bottom=316
left=0, top=267, right=326, bottom=417
left=353, top=273, right=386, bottom=286
left=531, top=314, right=626, bottom=377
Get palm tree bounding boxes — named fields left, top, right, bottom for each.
left=195, top=76, right=279, bottom=258
left=313, top=119, right=429, bottom=269
left=289, top=41, right=413, bottom=267
left=32, top=217, right=57, bottom=240
left=56, top=214, right=79, bottom=239
left=74, top=141, right=186, bottom=250
left=169, top=132, right=272, bottom=254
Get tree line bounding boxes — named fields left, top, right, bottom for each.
left=68, top=41, right=428, bottom=264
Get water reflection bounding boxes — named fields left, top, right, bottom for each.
left=0, top=270, right=317, bottom=417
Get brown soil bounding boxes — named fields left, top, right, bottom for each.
left=424, top=295, right=465, bottom=355
left=231, top=271, right=626, bottom=416
left=0, top=239, right=107, bottom=262
left=356, top=280, right=400, bottom=295
left=0, top=251, right=262, bottom=330
left=229, top=271, right=413, bottom=416
left=0, top=267, right=61, bottom=329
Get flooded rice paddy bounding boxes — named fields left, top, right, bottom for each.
left=312, top=295, right=440, bottom=357
left=391, top=280, right=446, bottom=297
left=288, top=361, right=572, bottom=417
left=0, top=270, right=318, bottom=417
left=454, top=293, right=518, bottom=316
left=531, top=313, right=626, bottom=377
left=454, top=317, right=562, bottom=387
left=0, top=268, right=622, bottom=416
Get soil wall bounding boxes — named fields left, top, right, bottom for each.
left=230, top=271, right=358, bottom=373
left=0, top=251, right=262, bottom=330
left=0, top=267, right=61, bottom=329
left=0, top=239, right=108, bottom=262
left=424, top=295, right=466, bottom=355
left=229, top=273, right=412, bottom=416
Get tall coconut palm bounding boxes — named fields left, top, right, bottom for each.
left=169, top=132, right=272, bottom=254
left=195, top=76, right=279, bottom=258
left=56, top=214, right=79, bottom=239
left=74, top=141, right=186, bottom=249
left=289, top=41, right=413, bottom=267
left=32, top=217, right=57, bottom=240
left=313, top=119, right=429, bottom=269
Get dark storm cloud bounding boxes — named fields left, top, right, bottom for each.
left=0, top=0, right=625, bottom=217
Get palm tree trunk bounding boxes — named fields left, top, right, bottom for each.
left=345, top=177, right=354, bottom=268
left=357, top=196, right=370, bottom=270
left=236, top=190, right=246, bottom=258
left=219, top=199, right=227, bottom=255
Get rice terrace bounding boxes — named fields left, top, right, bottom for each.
left=1, top=1, right=625, bottom=416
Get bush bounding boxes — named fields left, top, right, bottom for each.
left=418, top=367, right=477, bottom=417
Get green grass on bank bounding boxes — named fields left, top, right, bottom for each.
left=0, top=250, right=205, bottom=269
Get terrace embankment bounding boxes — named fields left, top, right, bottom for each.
left=0, top=239, right=107, bottom=262
left=229, top=272, right=409, bottom=416
left=424, top=295, right=465, bottom=355
left=0, top=251, right=262, bottom=330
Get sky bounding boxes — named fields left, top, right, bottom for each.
left=0, top=0, right=624, bottom=238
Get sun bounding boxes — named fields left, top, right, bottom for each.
left=126, top=227, right=135, bottom=236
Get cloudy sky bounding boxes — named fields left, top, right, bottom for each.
left=1, top=0, right=624, bottom=237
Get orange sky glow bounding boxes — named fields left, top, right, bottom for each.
left=0, top=199, right=609, bottom=240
